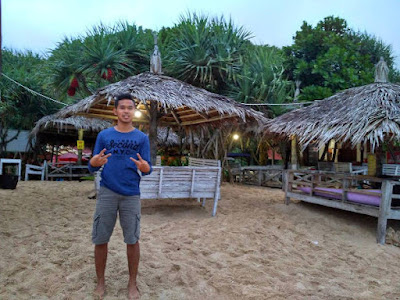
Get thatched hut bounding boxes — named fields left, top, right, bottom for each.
left=31, top=115, right=182, bottom=148
left=51, top=72, right=267, bottom=163
left=267, top=82, right=400, bottom=150
left=267, top=58, right=400, bottom=173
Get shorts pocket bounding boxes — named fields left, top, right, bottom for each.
left=92, top=214, right=101, bottom=239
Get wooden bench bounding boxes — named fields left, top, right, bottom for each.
left=188, top=157, right=221, bottom=167
left=95, top=165, right=222, bottom=216
left=283, top=169, right=400, bottom=244
left=25, top=161, right=47, bottom=181
left=382, top=164, right=400, bottom=176
left=318, top=161, right=367, bottom=175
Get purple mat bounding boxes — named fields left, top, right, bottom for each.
left=298, top=187, right=381, bottom=206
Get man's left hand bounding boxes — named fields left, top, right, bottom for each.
left=130, top=153, right=151, bottom=173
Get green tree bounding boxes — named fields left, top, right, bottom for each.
left=229, top=44, right=292, bottom=117
left=284, top=16, right=398, bottom=100
left=0, top=50, right=62, bottom=154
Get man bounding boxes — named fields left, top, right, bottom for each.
left=88, top=93, right=152, bottom=299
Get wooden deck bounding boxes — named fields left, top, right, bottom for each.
left=283, top=169, right=400, bottom=244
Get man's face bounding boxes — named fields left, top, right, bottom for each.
left=113, top=99, right=135, bottom=124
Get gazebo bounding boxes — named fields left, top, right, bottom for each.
left=267, top=58, right=400, bottom=175
left=50, top=72, right=267, bottom=164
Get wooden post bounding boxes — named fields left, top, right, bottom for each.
left=283, top=170, right=291, bottom=205
left=377, top=180, right=392, bottom=244
left=291, top=135, right=298, bottom=170
left=341, top=177, right=349, bottom=202
left=272, top=149, right=275, bottom=165
left=77, top=129, right=83, bottom=165
left=368, top=153, right=377, bottom=176
left=214, top=129, right=219, bottom=160
left=333, top=141, right=339, bottom=163
left=149, top=100, right=158, bottom=165
left=212, top=167, right=222, bottom=216
left=356, top=143, right=362, bottom=163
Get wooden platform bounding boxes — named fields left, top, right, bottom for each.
left=283, top=169, right=400, bottom=244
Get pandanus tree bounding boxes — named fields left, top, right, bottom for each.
left=162, top=14, right=251, bottom=94
left=228, top=44, right=293, bottom=117
left=46, top=23, right=155, bottom=100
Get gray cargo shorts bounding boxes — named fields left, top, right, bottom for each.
left=92, top=186, right=141, bottom=245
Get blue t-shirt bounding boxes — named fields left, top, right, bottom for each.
left=88, top=127, right=153, bottom=196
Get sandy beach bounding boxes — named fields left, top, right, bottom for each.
left=1, top=181, right=400, bottom=299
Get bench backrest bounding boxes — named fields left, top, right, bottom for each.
left=334, top=162, right=352, bottom=173
left=382, top=164, right=400, bottom=176
left=318, top=161, right=334, bottom=171
left=188, top=157, right=221, bottom=168
left=140, top=166, right=221, bottom=199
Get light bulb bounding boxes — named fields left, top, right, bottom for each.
left=134, top=110, right=142, bottom=118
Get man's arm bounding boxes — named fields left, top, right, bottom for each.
left=88, top=133, right=109, bottom=173
left=130, top=135, right=152, bottom=175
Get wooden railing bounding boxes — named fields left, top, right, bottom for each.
left=46, top=163, right=91, bottom=180
left=283, top=169, right=400, bottom=244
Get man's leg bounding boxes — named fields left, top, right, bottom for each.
left=94, top=243, right=108, bottom=298
left=119, top=195, right=141, bottom=299
left=127, top=242, right=140, bottom=299
left=92, top=186, right=119, bottom=298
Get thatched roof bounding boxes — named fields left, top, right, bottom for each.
left=267, top=82, right=400, bottom=149
left=31, top=115, right=112, bottom=136
left=52, top=72, right=267, bottom=127
left=31, top=115, right=181, bottom=147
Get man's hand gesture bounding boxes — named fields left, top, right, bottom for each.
left=130, top=153, right=150, bottom=173
left=90, top=148, right=112, bottom=167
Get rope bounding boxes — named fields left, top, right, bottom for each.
left=1, top=73, right=68, bottom=106
left=241, top=101, right=314, bottom=106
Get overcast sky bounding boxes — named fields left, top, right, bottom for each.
left=3, top=0, right=400, bottom=68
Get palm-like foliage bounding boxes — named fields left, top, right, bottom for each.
left=112, top=22, right=155, bottom=73
left=229, top=45, right=292, bottom=117
left=164, top=14, right=251, bottom=93
left=45, top=38, right=87, bottom=101
left=80, top=32, right=131, bottom=82
left=46, top=23, right=155, bottom=100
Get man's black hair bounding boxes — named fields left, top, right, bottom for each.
left=114, top=93, right=135, bottom=108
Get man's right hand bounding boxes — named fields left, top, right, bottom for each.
left=90, top=148, right=112, bottom=167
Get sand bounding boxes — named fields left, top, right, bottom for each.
left=1, top=181, right=400, bottom=299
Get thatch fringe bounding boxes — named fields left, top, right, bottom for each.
left=53, top=72, right=267, bottom=126
left=31, top=115, right=182, bottom=147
